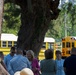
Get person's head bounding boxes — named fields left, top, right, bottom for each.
left=71, top=47, right=76, bottom=55
left=10, top=46, right=16, bottom=56
left=45, top=49, right=53, bottom=59
left=26, top=50, right=34, bottom=61
left=55, top=50, right=62, bottom=60
left=16, top=48, right=23, bottom=55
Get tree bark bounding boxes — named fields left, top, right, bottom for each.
left=0, top=0, right=4, bottom=40
left=5, top=0, right=60, bottom=57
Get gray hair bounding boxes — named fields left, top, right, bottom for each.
left=16, top=48, right=23, bottom=55
left=26, top=50, right=34, bottom=59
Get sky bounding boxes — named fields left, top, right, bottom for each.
left=58, top=0, right=76, bottom=9
left=69, top=0, right=76, bottom=5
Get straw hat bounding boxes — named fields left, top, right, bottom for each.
left=14, top=68, right=34, bottom=75
left=14, top=71, right=20, bottom=75
left=20, top=68, right=34, bottom=75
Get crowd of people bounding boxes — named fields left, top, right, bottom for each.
left=0, top=46, right=76, bottom=75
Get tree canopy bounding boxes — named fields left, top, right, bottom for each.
left=46, top=2, right=76, bottom=40
left=3, top=3, right=21, bottom=35
left=3, top=0, right=60, bottom=57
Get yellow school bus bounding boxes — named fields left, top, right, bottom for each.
left=62, top=36, right=76, bottom=58
left=0, top=33, right=17, bottom=55
left=0, top=33, right=56, bottom=60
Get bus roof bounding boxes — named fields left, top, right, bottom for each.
left=71, top=36, right=76, bottom=39
left=1, top=33, right=18, bottom=41
left=0, top=34, right=55, bottom=42
left=44, top=37, right=55, bottom=42
left=63, top=36, right=76, bottom=40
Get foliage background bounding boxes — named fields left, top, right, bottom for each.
left=46, top=3, right=76, bottom=41
left=2, top=3, right=76, bottom=39
left=3, top=3, right=21, bottom=35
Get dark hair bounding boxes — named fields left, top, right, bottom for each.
left=45, top=49, right=53, bottom=59
left=71, top=47, right=76, bottom=54
left=11, top=46, right=15, bottom=51
left=55, top=50, right=61, bottom=55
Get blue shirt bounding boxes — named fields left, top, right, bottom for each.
left=63, top=54, right=76, bottom=75
left=8, top=55, right=31, bottom=75
left=56, top=59, right=65, bottom=75
left=4, top=54, right=16, bottom=70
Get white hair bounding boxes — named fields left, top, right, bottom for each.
left=26, top=50, right=34, bottom=59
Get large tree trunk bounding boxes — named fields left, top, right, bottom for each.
left=5, top=0, right=60, bottom=57
left=0, top=0, right=4, bottom=39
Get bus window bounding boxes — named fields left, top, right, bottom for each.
left=72, top=42, right=74, bottom=47
left=62, top=42, right=65, bottom=48
left=66, top=42, right=70, bottom=48
left=2, top=41, right=6, bottom=47
left=14, top=41, right=17, bottom=47
left=49, top=43, right=54, bottom=49
left=42, top=43, right=46, bottom=48
left=8, top=41, right=12, bottom=47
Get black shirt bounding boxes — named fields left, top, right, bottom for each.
left=63, top=54, right=76, bottom=75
